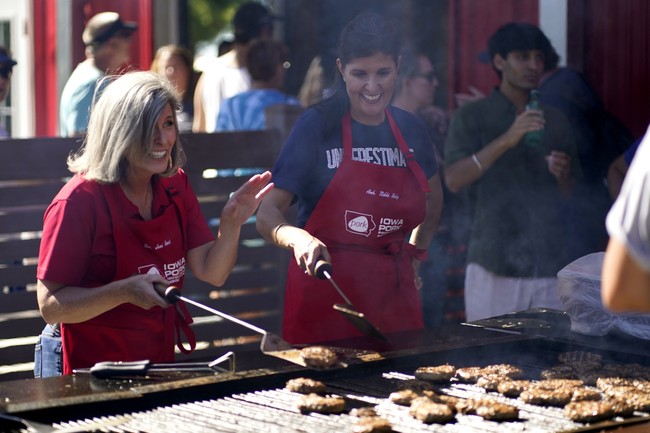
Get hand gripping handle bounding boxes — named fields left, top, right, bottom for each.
left=154, top=283, right=181, bottom=303
left=315, top=258, right=333, bottom=280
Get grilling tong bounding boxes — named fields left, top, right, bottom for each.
left=315, top=259, right=388, bottom=341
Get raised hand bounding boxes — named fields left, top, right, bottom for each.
left=220, top=171, right=274, bottom=227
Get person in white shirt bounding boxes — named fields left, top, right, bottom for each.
left=602, top=128, right=650, bottom=311
left=193, top=2, right=274, bottom=133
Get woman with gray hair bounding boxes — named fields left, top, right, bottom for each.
left=36, top=71, right=272, bottom=375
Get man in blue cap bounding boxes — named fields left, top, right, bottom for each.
left=59, top=11, right=138, bottom=137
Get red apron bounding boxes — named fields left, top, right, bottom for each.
left=283, top=110, right=430, bottom=344
left=62, top=180, right=195, bottom=374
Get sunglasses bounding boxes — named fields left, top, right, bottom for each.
left=415, top=71, right=437, bottom=83
left=0, top=66, right=13, bottom=80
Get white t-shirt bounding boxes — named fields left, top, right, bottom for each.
left=199, top=50, right=250, bottom=133
left=606, top=125, right=650, bottom=271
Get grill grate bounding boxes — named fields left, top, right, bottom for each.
left=42, top=336, right=650, bottom=433
left=52, top=371, right=643, bottom=433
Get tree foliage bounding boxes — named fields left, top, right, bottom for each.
left=188, top=0, right=248, bottom=50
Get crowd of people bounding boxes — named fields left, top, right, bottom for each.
left=2, top=2, right=639, bottom=375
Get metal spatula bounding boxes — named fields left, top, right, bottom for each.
left=314, top=260, right=388, bottom=341
left=155, top=284, right=310, bottom=367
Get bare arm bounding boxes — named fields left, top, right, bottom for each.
left=192, top=73, right=206, bottom=132
left=256, top=187, right=331, bottom=276
left=409, top=173, right=444, bottom=288
left=37, top=274, right=171, bottom=325
left=445, top=109, right=543, bottom=193
left=602, top=236, right=650, bottom=312
left=188, top=171, right=273, bottom=286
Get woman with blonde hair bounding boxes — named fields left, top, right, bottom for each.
left=36, top=71, right=272, bottom=375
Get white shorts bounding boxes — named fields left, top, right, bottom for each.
left=464, top=263, right=563, bottom=322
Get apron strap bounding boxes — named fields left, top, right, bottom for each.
left=165, top=183, right=188, bottom=251
left=342, top=110, right=430, bottom=193
left=174, top=300, right=196, bottom=354
left=385, top=110, right=431, bottom=193
left=165, top=180, right=197, bottom=354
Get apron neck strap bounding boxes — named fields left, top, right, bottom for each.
left=341, top=109, right=430, bottom=192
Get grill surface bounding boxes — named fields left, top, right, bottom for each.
left=3, top=324, right=650, bottom=433
left=51, top=374, right=591, bottom=433
left=51, top=369, right=650, bottom=433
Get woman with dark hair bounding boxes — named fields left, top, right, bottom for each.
left=36, top=71, right=272, bottom=375
left=256, top=12, right=443, bottom=343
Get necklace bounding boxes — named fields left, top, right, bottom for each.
left=120, top=182, right=153, bottom=220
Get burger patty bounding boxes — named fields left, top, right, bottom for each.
left=352, top=416, right=394, bottom=433
left=296, top=393, right=346, bottom=414
left=571, top=387, right=602, bottom=402
left=285, top=377, right=327, bottom=394
left=414, top=364, right=457, bottom=382
left=455, top=364, right=524, bottom=382
left=350, top=407, right=378, bottom=418
left=519, top=387, right=574, bottom=407
left=564, top=400, right=615, bottom=423
left=476, top=374, right=508, bottom=391
left=409, top=397, right=455, bottom=424
left=474, top=400, right=519, bottom=421
left=455, top=367, right=484, bottom=383
left=299, top=346, right=338, bottom=369
left=497, top=380, right=532, bottom=397
left=455, top=398, right=519, bottom=421
left=618, top=389, right=650, bottom=412
left=389, top=388, right=437, bottom=406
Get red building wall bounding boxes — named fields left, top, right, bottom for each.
left=447, top=0, right=538, bottom=110
left=33, top=0, right=58, bottom=137
left=569, top=0, right=650, bottom=138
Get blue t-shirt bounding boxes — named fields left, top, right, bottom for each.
left=216, top=89, right=301, bottom=131
left=59, top=61, right=104, bottom=137
left=272, top=105, right=437, bottom=227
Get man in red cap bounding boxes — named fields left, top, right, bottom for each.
left=59, top=11, right=138, bottom=137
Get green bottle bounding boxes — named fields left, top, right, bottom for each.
left=524, top=89, right=544, bottom=147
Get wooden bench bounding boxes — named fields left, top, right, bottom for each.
left=0, top=130, right=290, bottom=381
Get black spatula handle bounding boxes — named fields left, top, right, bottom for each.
left=315, top=258, right=332, bottom=280
left=154, top=283, right=181, bottom=303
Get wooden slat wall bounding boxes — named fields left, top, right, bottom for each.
left=0, top=130, right=289, bottom=381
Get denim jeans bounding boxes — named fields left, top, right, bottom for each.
left=34, top=323, right=62, bottom=377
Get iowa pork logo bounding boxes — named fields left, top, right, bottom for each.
left=345, top=210, right=376, bottom=237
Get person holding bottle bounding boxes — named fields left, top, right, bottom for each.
left=444, top=22, right=581, bottom=322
